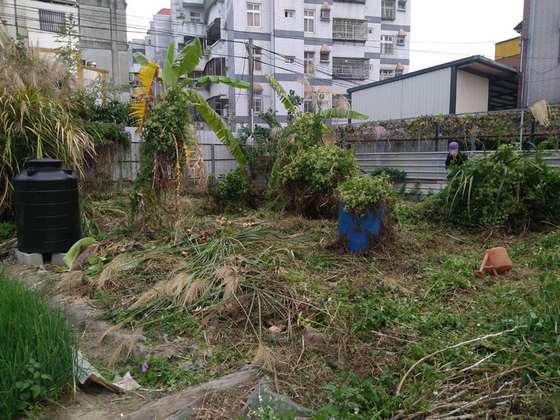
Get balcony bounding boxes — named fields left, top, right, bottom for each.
left=333, top=18, right=367, bottom=42
left=333, top=57, right=369, bottom=80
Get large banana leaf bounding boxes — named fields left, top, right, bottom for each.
left=195, top=75, right=250, bottom=89
left=137, top=61, right=159, bottom=96
left=266, top=75, right=297, bottom=114
left=133, top=52, right=150, bottom=66
left=174, top=38, right=203, bottom=76
left=318, top=108, right=368, bottom=120
left=129, top=101, right=148, bottom=127
left=183, top=89, right=247, bottom=166
left=162, top=41, right=177, bottom=89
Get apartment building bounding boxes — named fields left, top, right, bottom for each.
left=140, top=0, right=411, bottom=128
left=0, top=0, right=78, bottom=50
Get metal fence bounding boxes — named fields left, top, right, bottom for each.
left=354, top=149, right=560, bottom=195
left=108, top=128, right=238, bottom=182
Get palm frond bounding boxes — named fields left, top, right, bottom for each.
left=318, top=108, right=368, bottom=120
left=195, top=75, right=250, bottom=89
left=265, top=75, right=297, bottom=114
left=183, top=89, right=247, bottom=166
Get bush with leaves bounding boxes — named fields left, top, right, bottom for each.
left=338, top=175, right=395, bottom=216
left=428, top=145, right=560, bottom=229
left=276, top=145, right=357, bottom=216
left=370, top=168, right=407, bottom=184
left=208, top=168, right=253, bottom=212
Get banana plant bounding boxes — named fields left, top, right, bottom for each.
left=130, top=38, right=250, bottom=165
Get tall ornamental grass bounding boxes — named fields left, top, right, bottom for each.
left=0, top=272, right=75, bottom=419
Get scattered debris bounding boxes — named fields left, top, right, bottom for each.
left=76, top=351, right=123, bottom=394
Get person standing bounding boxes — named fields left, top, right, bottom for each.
left=445, top=141, right=468, bottom=170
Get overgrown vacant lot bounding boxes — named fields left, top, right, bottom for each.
left=76, top=194, right=560, bottom=418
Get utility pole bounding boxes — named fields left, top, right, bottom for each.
left=247, top=38, right=254, bottom=140
left=13, top=0, right=19, bottom=37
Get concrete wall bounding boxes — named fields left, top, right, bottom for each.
left=79, top=0, right=129, bottom=86
left=352, top=67, right=452, bottom=120
left=524, top=0, right=560, bottom=106
left=455, top=70, right=489, bottom=114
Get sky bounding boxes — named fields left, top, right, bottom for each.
left=126, top=0, right=524, bottom=71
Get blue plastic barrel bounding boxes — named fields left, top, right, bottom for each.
left=338, top=204, right=385, bottom=253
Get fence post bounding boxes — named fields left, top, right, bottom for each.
left=210, top=144, right=216, bottom=176
left=434, top=122, right=440, bottom=152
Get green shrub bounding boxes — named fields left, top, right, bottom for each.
left=429, top=145, right=560, bottom=229
left=370, top=168, right=407, bottom=184
left=338, top=175, right=395, bottom=216
left=0, top=273, right=75, bottom=419
left=0, top=222, right=15, bottom=241
left=209, top=168, right=253, bottom=212
left=276, top=145, right=357, bottom=217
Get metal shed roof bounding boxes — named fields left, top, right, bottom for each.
left=348, top=55, right=519, bottom=111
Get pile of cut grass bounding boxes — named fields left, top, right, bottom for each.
left=0, top=271, right=75, bottom=419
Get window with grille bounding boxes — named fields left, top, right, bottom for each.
left=381, top=35, right=394, bottom=55
left=284, top=9, right=295, bottom=18
left=304, top=9, right=315, bottom=33
left=284, top=55, right=295, bottom=64
left=247, top=2, right=261, bottom=27
left=320, top=51, right=330, bottom=63
left=190, top=12, right=201, bottom=23
left=204, top=57, right=226, bottom=76
left=380, top=69, right=395, bottom=80
left=382, top=0, right=396, bottom=20
left=398, top=0, right=407, bottom=11
left=333, top=57, right=369, bottom=80
left=253, top=93, right=263, bottom=113
left=304, top=51, right=315, bottom=75
left=333, top=18, right=367, bottom=41
left=320, top=7, right=330, bottom=22
left=39, top=9, right=66, bottom=33
left=397, top=34, right=406, bottom=46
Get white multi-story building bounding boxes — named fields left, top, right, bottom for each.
left=0, top=0, right=78, bottom=50
left=141, top=0, right=411, bottom=127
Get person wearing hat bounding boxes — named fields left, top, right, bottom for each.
left=445, top=141, right=468, bottom=170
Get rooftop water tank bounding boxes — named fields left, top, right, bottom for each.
left=14, top=159, right=81, bottom=254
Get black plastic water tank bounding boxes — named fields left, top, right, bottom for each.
left=14, top=159, right=81, bottom=254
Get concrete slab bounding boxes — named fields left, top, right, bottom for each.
left=15, top=249, right=44, bottom=266
left=51, top=253, right=67, bottom=266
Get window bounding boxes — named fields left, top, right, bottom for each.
left=320, top=7, right=330, bottom=22
left=206, top=18, right=221, bottom=46
left=304, top=98, right=315, bottom=113
left=333, top=18, right=367, bottom=42
left=39, top=9, right=66, bottom=33
left=397, top=34, right=406, bottom=46
left=190, top=11, right=201, bottom=23
left=253, top=46, right=263, bottom=72
left=304, top=9, right=315, bottom=33
left=382, top=0, right=396, bottom=20
left=284, top=55, right=295, bottom=64
left=253, top=92, right=263, bottom=113
left=398, top=0, right=407, bottom=11
left=247, top=2, right=261, bottom=27
left=333, top=57, right=369, bottom=80
left=284, top=9, right=295, bottom=18
left=380, top=69, right=395, bottom=80
left=304, top=51, right=315, bottom=75
left=320, top=51, right=330, bottom=63
left=204, top=57, right=226, bottom=76
left=381, top=35, right=394, bottom=55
